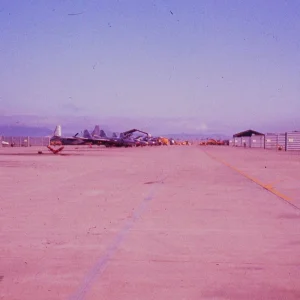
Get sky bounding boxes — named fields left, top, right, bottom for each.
left=0, top=0, right=300, bottom=135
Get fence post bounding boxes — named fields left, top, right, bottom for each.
left=285, top=132, right=287, bottom=151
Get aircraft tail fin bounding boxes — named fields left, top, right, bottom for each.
left=54, top=125, right=62, bottom=137
left=83, top=129, right=92, bottom=139
left=91, top=125, right=100, bottom=137
left=99, top=130, right=107, bottom=138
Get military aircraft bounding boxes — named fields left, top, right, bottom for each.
left=90, top=126, right=123, bottom=147
left=50, top=125, right=108, bottom=146
left=99, top=129, right=136, bottom=147
left=82, top=129, right=113, bottom=146
left=51, top=124, right=152, bottom=148
left=132, top=135, right=148, bottom=147
left=50, top=125, right=88, bottom=145
left=92, top=125, right=150, bottom=147
left=117, top=128, right=151, bottom=147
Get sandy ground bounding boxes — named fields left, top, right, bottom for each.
left=1, top=145, right=300, bottom=300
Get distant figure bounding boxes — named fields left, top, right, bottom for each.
left=244, top=142, right=246, bottom=148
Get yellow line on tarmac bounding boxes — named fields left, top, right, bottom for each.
left=204, top=150, right=292, bottom=203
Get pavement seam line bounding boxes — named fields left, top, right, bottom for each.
left=203, top=150, right=300, bottom=211
left=67, top=175, right=167, bottom=300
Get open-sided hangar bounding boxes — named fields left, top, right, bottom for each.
left=230, top=129, right=265, bottom=148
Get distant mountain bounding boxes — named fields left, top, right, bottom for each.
left=0, top=114, right=113, bottom=136
left=0, top=125, right=53, bottom=137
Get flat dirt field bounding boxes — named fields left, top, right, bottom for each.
left=1, top=145, right=300, bottom=300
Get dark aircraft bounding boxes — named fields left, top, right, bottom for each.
left=133, top=135, right=148, bottom=146
left=50, top=125, right=109, bottom=146
left=50, top=125, right=88, bottom=145
left=51, top=125, right=152, bottom=148
left=92, top=125, right=149, bottom=147
left=82, top=129, right=113, bottom=146
left=89, top=125, right=123, bottom=147
left=99, top=129, right=136, bottom=147
left=90, top=125, right=122, bottom=147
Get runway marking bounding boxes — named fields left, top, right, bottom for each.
left=68, top=176, right=166, bottom=300
left=203, top=150, right=300, bottom=210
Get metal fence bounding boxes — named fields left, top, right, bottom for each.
left=286, top=132, right=300, bottom=151
left=250, top=135, right=265, bottom=148
left=265, top=134, right=278, bottom=149
left=1, top=136, right=50, bottom=147
left=265, top=133, right=286, bottom=150
left=278, top=133, right=286, bottom=149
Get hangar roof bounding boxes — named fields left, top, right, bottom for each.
left=233, top=129, right=264, bottom=137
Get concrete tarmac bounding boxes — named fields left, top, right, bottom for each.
left=1, top=145, right=300, bottom=300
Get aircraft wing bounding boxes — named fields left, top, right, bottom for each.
left=122, top=129, right=150, bottom=138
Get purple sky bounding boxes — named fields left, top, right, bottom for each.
left=0, top=0, right=299, bottom=134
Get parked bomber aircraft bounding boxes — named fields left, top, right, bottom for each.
left=133, top=135, right=149, bottom=146
left=117, top=128, right=153, bottom=147
left=99, top=129, right=136, bottom=147
left=50, top=125, right=153, bottom=148
left=91, top=125, right=124, bottom=147
left=50, top=125, right=113, bottom=146
left=50, top=125, right=88, bottom=145
left=82, top=129, right=113, bottom=146
left=91, top=125, right=148, bottom=147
